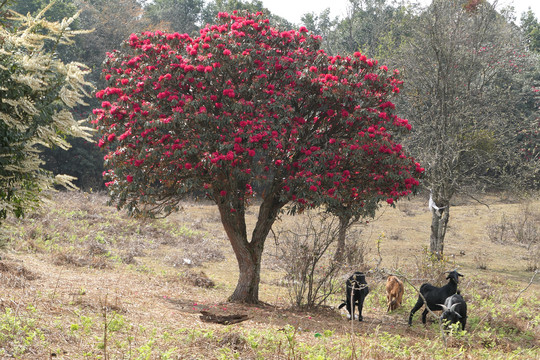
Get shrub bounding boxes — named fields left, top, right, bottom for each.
left=486, top=203, right=539, bottom=270
left=274, top=212, right=366, bottom=308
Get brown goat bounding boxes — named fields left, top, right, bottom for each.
left=386, top=275, right=404, bottom=312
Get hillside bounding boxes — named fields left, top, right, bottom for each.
left=0, top=191, right=538, bottom=359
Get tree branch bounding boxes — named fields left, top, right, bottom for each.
left=514, top=270, right=538, bottom=303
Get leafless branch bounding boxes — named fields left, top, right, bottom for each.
left=463, top=192, right=491, bottom=209
left=514, top=270, right=538, bottom=303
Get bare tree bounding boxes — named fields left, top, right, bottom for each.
left=394, top=0, right=538, bottom=257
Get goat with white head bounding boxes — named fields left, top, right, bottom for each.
left=440, top=293, right=467, bottom=330
left=409, top=270, right=464, bottom=326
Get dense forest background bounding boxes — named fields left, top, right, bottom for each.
left=6, top=0, right=540, bottom=192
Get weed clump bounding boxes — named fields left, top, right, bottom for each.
left=181, top=269, right=215, bottom=288
left=0, top=260, right=38, bottom=288
left=486, top=203, right=539, bottom=271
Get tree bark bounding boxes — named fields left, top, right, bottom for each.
left=430, top=204, right=450, bottom=259
left=216, top=185, right=285, bottom=304
left=225, top=227, right=263, bottom=303
left=333, top=213, right=351, bottom=263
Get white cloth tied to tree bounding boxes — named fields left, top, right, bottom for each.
left=429, top=191, right=446, bottom=216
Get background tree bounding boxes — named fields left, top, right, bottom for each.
left=394, top=0, right=538, bottom=257
left=329, top=0, right=418, bottom=59
left=144, top=0, right=203, bottom=34
left=521, top=8, right=540, bottom=53
left=519, top=9, right=540, bottom=188
left=300, top=9, right=340, bottom=55
left=93, top=12, right=422, bottom=303
left=0, top=2, right=93, bottom=222
left=78, top=0, right=148, bottom=86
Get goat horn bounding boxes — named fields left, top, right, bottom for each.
left=450, top=303, right=460, bottom=312
left=438, top=304, right=448, bottom=311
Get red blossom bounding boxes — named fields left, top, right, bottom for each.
left=223, top=89, right=235, bottom=98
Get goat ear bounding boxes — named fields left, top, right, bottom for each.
left=458, top=272, right=464, bottom=277
left=456, top=313, right=462, bottom=318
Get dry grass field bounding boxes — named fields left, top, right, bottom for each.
left=0, top=191, right=538, bottom=359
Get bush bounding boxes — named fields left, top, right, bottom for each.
left=274, top=212, right=367, bottom=308
left=413, top=246, right=455, bottom=284
left=486, top=203, right=539, bottom=270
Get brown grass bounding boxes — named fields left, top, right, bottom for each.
left=0, top=191, right=538, bottom=359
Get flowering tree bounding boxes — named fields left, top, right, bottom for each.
left=93, top=11, right=422, bottom=303
left=0, top=3, right=92, bottom=223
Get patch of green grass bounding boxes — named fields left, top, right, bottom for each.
left=0, top=306, right=45, bottom=357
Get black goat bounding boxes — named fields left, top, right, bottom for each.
left=440, top=293, right=467, bottom=330
left=408, top=270, right=464, bottom=326
left=338, top=272, right=369, bottom=321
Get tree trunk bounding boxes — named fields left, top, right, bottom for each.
left=216, top=185, right=285, bottom=304
left=430, top=204, right=450, bottom=259
left=333, top=214, right=351, bottom=263
left=226, top=232, right=263, bottom=303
